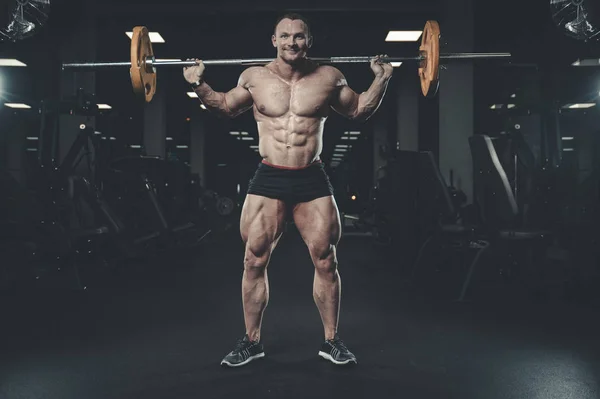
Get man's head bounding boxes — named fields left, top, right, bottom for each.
left=272, top=13, right=312, bottom=64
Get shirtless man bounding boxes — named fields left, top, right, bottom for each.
left=183, top=13, right=393, bottom=367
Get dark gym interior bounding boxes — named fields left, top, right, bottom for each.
left=2, top=0, right=600, bottom=397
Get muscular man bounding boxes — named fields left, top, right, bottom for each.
left=184, top=13, right=393, bottom=367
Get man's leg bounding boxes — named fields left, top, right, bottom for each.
left=221, top=194, right=286, bottom=367
left=293, top=195, right=357, bottom=365
left=240, top=194, right=286, bottom=341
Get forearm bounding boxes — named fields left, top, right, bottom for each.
left=193, top=82, right=231, bottom=117
left=355, top=74, right=392, bottom=120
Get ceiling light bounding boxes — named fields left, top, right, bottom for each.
left=126, top=31, right=165, bottom=43
left=0, top=59, right=26, bottom=67
left=229, top=131, right=239, bottom=135
left=385, top=30, right=422, bottom=42
left=562, top=103, right=596, bottom=109
left=563, top=148, right=574, bottom=151
left=562, top=136, right=574, bottom=140
left=571, top=59, right=600, bottom=66
left=97, top=104, right=112, bottom=109
left=5, top=103, right=31, bottom=109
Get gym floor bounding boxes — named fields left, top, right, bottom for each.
left=1, top=227, right=599, bottom=399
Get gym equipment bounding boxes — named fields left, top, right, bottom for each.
left=466, top=134, right=552, bottom=299
left=410, top=151, right=489, bottom=302
left=61, top=20, right=511, bottom=101
left=550, top=0, right=600, bottom=42
left=0, top=0, right=50, bottom=42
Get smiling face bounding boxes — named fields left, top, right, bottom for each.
left=272, top=18, right=312, bottom=65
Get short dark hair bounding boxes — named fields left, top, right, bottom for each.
left=274, top=12, right=311, bottom=37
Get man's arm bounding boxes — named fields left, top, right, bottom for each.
left=331, top=68, right=392, bottom=122
left=192, top=68, right=254, bottom=118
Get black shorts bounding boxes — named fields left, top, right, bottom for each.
left=247, top=160, right=335, bottom=204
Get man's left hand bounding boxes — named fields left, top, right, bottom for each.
left=370, top=54, right=393, bottom=78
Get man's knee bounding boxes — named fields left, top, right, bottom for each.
left=311, top=244, right=337, bottom=274
left=244, top=240, right=271, bottom=273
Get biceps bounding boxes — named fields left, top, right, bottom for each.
left=224, top=86, right=253, bottom=116
left=332, top=86, right=359, bottom=119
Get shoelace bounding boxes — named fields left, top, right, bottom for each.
left=234, top=338, right=251, bottom=352
left=330, top=337, right=349, bottom=352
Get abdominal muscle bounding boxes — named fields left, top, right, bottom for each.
left=255, top=111, right=326, bottom=168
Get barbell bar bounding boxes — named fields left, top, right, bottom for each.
left=63, top=53, right=511, bottom=69
left=61, top=20, right=512, bottom=102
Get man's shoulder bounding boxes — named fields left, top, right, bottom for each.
left=243, top=66, right=265, bottom=73
left=241, top=66, right=268, bottom=78
left=315, top=64, right=347, bottom=86
left=238, top=66, right=267, bottom=87
left=315, top=64, right=342, bottom=76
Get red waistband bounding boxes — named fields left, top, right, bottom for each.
left=261, top=159, right=322, bottom=170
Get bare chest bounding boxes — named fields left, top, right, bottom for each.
left=250, top=74, right=336, bottom=117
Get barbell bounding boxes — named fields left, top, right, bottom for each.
left=61, top=20, right=511, bottom=102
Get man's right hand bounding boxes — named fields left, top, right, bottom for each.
left=183, top=59, right=205, bottom=85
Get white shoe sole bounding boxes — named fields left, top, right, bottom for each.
left=220, top=352, right=265, bottom=367
left=318, top=351, right=357, bottom=365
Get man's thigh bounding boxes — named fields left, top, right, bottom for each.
left=292, top=195, right=341, bottom=248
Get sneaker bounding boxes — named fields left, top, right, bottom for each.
left=318, top=335, right=357, bottom=365
left=220, top=334, right=265, bottom=367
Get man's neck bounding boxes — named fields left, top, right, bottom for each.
left=274, top=57, right=310, bottom=82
